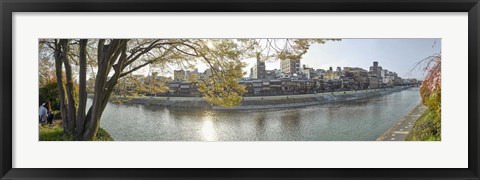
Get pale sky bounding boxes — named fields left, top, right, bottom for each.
left=144, top=39, right=441, bottom=80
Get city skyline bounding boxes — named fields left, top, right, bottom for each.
left=148, top=39, right=440, bottom=80
left=248, top=38, right=440, bottom=80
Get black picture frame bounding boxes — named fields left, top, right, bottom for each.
left=1, top=0, right=479, bottom=179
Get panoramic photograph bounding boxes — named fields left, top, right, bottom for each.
left=38, top=38, right=441, bottom=141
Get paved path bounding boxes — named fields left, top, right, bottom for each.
left=377, top=104, right=427, bottom=141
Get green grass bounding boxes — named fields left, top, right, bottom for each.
left=405, top=108, right=441, bottom=141
left=94, top=127, right=114, bottom=141
left=39, top=121, right=114, bottom=141
left=39, top=124, right=72, bottom=141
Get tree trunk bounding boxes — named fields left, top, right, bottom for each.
left=53, top=40, right=68, bottom=132
left=82, top=39, right=128, bottom=140
left=76, top=39, right=88, bottom=140
left=82, top=40, right=107, bottom=140
left=83, top=82, right=115, bottom=140
left=61, top=39, right=77, bottom=133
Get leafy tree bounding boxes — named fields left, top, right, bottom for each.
left=145, top=71, right=170, bottom=96
left=39, top=38, right=334, bottom=140
left=197, top=62, right=246, bottom=107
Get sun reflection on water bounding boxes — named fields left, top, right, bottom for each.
left=201, top=111, right=217, bottom=141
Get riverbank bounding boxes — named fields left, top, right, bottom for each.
left=108, top=86, right=414, bottom=110
left=376, top=104, right=427, bottom=141
left=39, top=120, right=114, bottom=141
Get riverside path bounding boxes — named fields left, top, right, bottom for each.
left=377, top=104, right=427, bottom=141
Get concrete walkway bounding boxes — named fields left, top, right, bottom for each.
left=377, top=104, right=427, bottom=141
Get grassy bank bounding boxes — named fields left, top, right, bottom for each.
left=405, top=89, right=441, bottom=141
left=39, top=120, right=114, bottom=141
left=405, top=108, right=440, bottom=141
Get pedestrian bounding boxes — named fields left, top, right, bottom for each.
left=39, top=103, right=47, bottom=123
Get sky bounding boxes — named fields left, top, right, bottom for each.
left=147, top=38, right=441, bottom=80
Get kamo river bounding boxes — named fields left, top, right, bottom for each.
left=88, top=88, right=421, bottom=141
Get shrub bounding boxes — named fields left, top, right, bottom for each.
left=39, top=81, right=60, bottom=110
left=405, top=108, right=440, bottom=141
left=407, top=55, right=441, bottom=141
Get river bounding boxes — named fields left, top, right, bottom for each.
left=88, top=88, right=421, bottom=141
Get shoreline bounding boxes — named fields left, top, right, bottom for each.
left=107, top=86, right=416, bottom=110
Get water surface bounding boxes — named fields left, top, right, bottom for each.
left=90, top=88, right=421, bottom=141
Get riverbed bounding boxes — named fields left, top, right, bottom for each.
left=89, top=87, right=421, bottom=141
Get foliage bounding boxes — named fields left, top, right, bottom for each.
left=39, top=124, right=70, bottom=141
left=419, top=55, right=441, bottom=105
left=39, top=78, right=79, bottom=111
left=94, top=128, right=114, bottom=141
left=407, top=55, right=441, bottom=141
left=405, top=104, right=440, bottom=141
left=39, top=123, right=113, bottom=141
left=426, top=88, right=441, bottom=121
left=38, top=41, right=56, bottom=87
left=115, top=74, right=170, bottom=97
left=39, top=81, right=60, bottom=109
left=197, top=62, right=246, bottom=107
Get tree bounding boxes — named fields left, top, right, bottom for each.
left=405, top=53, right=441, bottom=141
left=38, top=51, right=55, bottom=87
left=40, top=38, right=333, bottom=140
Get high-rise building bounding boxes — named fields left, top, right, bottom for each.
left=372, top=61, right=379, bottom=72
left=253, top=55, right=266, bottom=79
left=249, top=67, right=254, bottom=79
left=280, top=59, right=301, bottom=76
left=369, top=61, right=383, bottom=78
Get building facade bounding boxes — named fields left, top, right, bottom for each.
left=280, top=59, right=301, bottom=76
left=369, top=61, right=383, bottom=78
left=253, top=56, right=266, bottom=79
